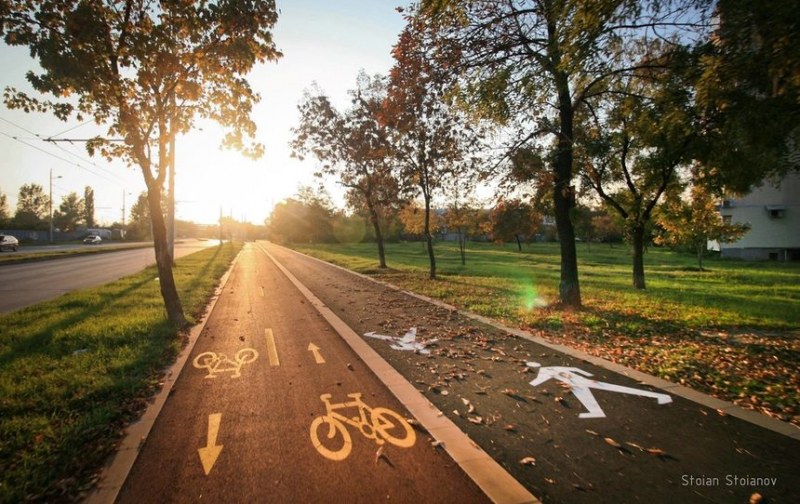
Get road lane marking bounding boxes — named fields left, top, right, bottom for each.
left=307, top=343, right=326, bottom=364
left=198, top=413, right=223, bottom=475
left=265, top=328, right=280, bottom=366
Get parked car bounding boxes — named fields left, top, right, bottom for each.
left=83, top=235, right=102, bottom=245
left=0, top=234, right=19, bottom=252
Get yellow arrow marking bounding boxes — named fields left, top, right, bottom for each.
left=265, top=328, right=280, bottom=366
left=307, top=343, right=326, bottom=364
left=198, top=413, right=223, bottom=476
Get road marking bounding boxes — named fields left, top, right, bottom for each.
left=265, top=328, right=280, bottom=366
left=527, top=362, right=672, bottom=419
left=307, top=343, right=326, bottom=364
left=363, top=327, right=438, bottom=354
left=198, top=413, right=223, bottom=475
left=310, top=393, right=415, bottom=461
left=193, top=348, right=258, bottom=379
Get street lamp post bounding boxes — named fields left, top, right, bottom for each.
left=122, top=190, right=132, bottom=238
left=49, top=168, right=62, bottom=243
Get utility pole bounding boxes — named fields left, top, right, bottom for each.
left=49, top=168, right=62, bottom=243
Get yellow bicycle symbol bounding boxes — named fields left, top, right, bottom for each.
left=193, top=348, right=258, bottom=379
left=310, top=393, right=416, bottom=461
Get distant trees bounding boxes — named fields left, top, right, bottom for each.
left=83, top=186, right=95, bottom=228
left=656, top=184, right=750, bottom=270
left=14, top=183, right=50, bottom=230
left=489, top=199, right=538, bottom=252
left=127, top=193, right=152, bottom=241
left=53, top=192, right=85, bottom=232
left=267, top=187, right=336, bottom=244
left=0, top=190, right=9, bottom=227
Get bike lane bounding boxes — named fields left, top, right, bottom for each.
left=114, top=244, right=493, bottom=503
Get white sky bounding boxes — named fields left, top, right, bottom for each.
left=0, top=1, right=408, bottom=225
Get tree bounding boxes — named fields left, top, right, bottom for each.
left=53, top=191, right=85, bottom=232
left=421, top=0, right=709, bottom=306
left=578, top=50, right=695, bottom=289
left=694, top=0, right=800, bottom=193
left=0, top=189, right=9, bottom=227
left=656, top=183, right=749, bottom=270
left=442, top=179, right=487, bottom=265
left=3, top=1, right=281, bottom=326
left=127, top=192, right=152, bottom=241
left=83, top=186, right=95, bottom=228
left=386, top=9, right=483, bottom=280
left=13, top=183, right=50, bottom=230
left=490, top=198, right=538, bottom=252
left=292, top=73, right=401, bottom=268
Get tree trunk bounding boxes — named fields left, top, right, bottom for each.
left=459, top=230, right=466, bottom=266
left=553, top=71, right=581, bottom=308
left=423, top=193, right=436, bottom=280
left=366, top=200, right=387, bottom=269
left=515, top=234, right=522, bottom=252
left=697, top=244, right=704, bottom=271
left=147, top=184, right=187, bottom=327
left=631, top=223, right=646, bottom=289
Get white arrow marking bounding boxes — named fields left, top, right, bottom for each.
left=198, top=413, right=223, bottom=475
left=526, top=362, right=672, bottom=419
left=307, top=343, right=326, bottom=364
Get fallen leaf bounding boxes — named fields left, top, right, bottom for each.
left=750, top=492, right=763, bottom=504
left=503, top=424, right=516, bottom=432
left=375, top=446, right=385, bottom=464
left=431, top=440, right=445, bottom=448
left=545, top=478, right=556, bottom=484
left=585, top=430, right=599, bottom=436
left=604, top=437, right=622, bottom=449
left=519, top=456, right=536, bottom=466
left=467, top=416, right=483, bottom=425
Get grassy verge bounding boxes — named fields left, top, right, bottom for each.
left=294, top=241, right=800, bottom=426
left=0, top=243, right=153, bottom=266
left=0, top=242, right=242, bottom=502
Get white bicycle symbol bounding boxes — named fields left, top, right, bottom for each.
left=193, top=348, right=258, bottom=379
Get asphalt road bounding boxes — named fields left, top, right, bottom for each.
left=116, top=243, right=490, bottom=503
left=0, top=240, right=218, bottom=314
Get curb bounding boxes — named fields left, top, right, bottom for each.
left=276, top=244, right=800, bottom=442
left=84, top=247, right=243, bottom=504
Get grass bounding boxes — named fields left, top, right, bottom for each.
left=294, top=240, right=800, bottom=425
left=0, top=242, right=242, bottom=502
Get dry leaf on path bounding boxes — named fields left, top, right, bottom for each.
left=519, top=456, right=536, bottom=466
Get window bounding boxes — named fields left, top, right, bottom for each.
left=766, top=205, right=786, bottom=219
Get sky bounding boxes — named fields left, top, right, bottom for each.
left=0, top=1, right=408, bottom=226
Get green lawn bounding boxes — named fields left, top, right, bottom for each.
left=294, top=240, right=800, bottom=425
left=0, top=242, right=241, bottom=502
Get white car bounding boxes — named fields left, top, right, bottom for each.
left=0, top=234, right=19, bottom=252
left=83, top=235, right=102, bottom=245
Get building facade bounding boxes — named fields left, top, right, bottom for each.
left=716, top=173, right=800, bottom=261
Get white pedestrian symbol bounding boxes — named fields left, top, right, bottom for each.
left=526, top=362, right=672, bottom=419
left=363, top=327, right=438, bottom=354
